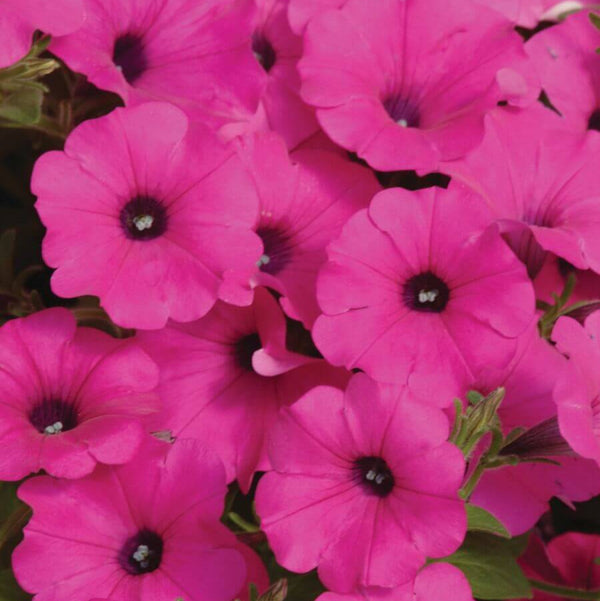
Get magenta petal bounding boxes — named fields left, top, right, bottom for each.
left=252, top=347, right=317, bottom=376
left=256, top=472, right=360, bottom=574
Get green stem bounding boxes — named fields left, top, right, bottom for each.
left=459, top=462, right=487, bottom=500
left=529, top=579, right=600, bottom=600
left=227, top=512, right=260, bottom=533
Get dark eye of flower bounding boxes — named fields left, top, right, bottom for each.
left=234, top=332, right=262, bottom=371
left=29, top=399, right=78, bottom=435
left=588, top=108, right=600, bottom=132
left=113, top=33, right=148, bottom=84
left=120, top=196, right=168, bottom=241
left=402, top=271, right=450, bottom=313
left=252, top=32, right=276, bottom=72
left=255, top=226, right=293, bottom=275
left=353, top=456, right=395, bottom=497
left=382, top=95, right=420, bottom=128
left=557, top=257, right=576, bottom=278
left=119, top=529, right=163, bottom=575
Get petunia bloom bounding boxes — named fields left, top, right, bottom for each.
left=313, top=184, right=535, bottom=396
left=464, top=325, right=600, bottom=535
left=519, top=532, right=600, bottom=601
left=0, top=308, right=160, bottom=481
left=256, top=373, right=466, bottom=592
left=0, top=0, right=84, bottom=68
left=239, top=132, right=380, bottom=327
left=138, top=287, right=349, bottom=492
left=445, top=104, right=600, bottom=278
left=49, top=0, right=263, bottom=132
left=33, top=102, right=261, bottom=330
left=298, top=0, right=538, bottom=172
left=526, top=10, right=600, bottom=134
left=251, top=0, right=321, bottom=149
left=13, top=439, right=249, bottom=601
left=552, top=312, right=600, bottom=465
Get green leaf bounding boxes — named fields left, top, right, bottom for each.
left=590, top=12, right=600, bottom=31
left=0, top=84, right=43, bottom=124
left=444, top=532, right=533, bottom=600
left=506, top=532, right=531, bottom=559
left=466, top=505, right=510, bottom=539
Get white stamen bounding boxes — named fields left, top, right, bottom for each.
left=133, top=214, right=154, bottom=232
left=418, top=289, right=439, bottom=304
left=44, top=421, right=63, bottom=435
left=256, top=254, right=271, bottom=268
left=397, top=118, right=409, bottom=127
left=132, top=544, right=150, bottom=563
left=365, top=469, right=377, bottom=481
left=375, top=474, right=385, bottom=485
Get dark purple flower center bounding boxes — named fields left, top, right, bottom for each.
left=588, top=108, right=600, bottom=132
left=113, top=33, right=148, bottom=84
left=403, top=271, right=450, bottom=313
left=234, top=332, right=262, bottom=371
left=119, top=529, right=163, bottom=575
left=353, top=456, right=395, bottom=497
left=382, top=95, right=420, bottom=128
left=256, top=226, right=293, bottom=275
left=557, top=257, right=575, bottom=278
left=252, top=31, right=276, bottom=72
left=29, top=399, right=78, bottom=434
left=120, top=196, right=168, bottom=241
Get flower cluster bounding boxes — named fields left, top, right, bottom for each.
left=1, top=1, right=600, bottom=600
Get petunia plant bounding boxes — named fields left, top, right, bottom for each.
left=2, top=1, right=600, bottom=601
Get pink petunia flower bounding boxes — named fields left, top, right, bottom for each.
left=13, top=439, right=248, bottom=601
left=313, top=184, right=535, bottom=396
left=251, top=0, right=321, bottom=149
left=445, top=105, right=600, bottom=278
left=298, top=0, right=538, bottom=172
left=138, top=287, right=349, bottom=492
left=519, top=532, right=600, bottom=601
left=552, top=312, right=600, bottom=465
left=464, top=325, right=600, bottom=535
left=0, top=308, right=160, bottom=481
left=316, top=563, right=474, bottom=601
left=526, top=10, right=600, bottom=133
left=0, top=0, right=84, bottom=68
left=49, top=0, right=263, bottom=132
left=33, top=102, right=261, bottom=330
left=239, top=132, right=380, bottom=328
left=255, top=373, right=466, bottom=592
